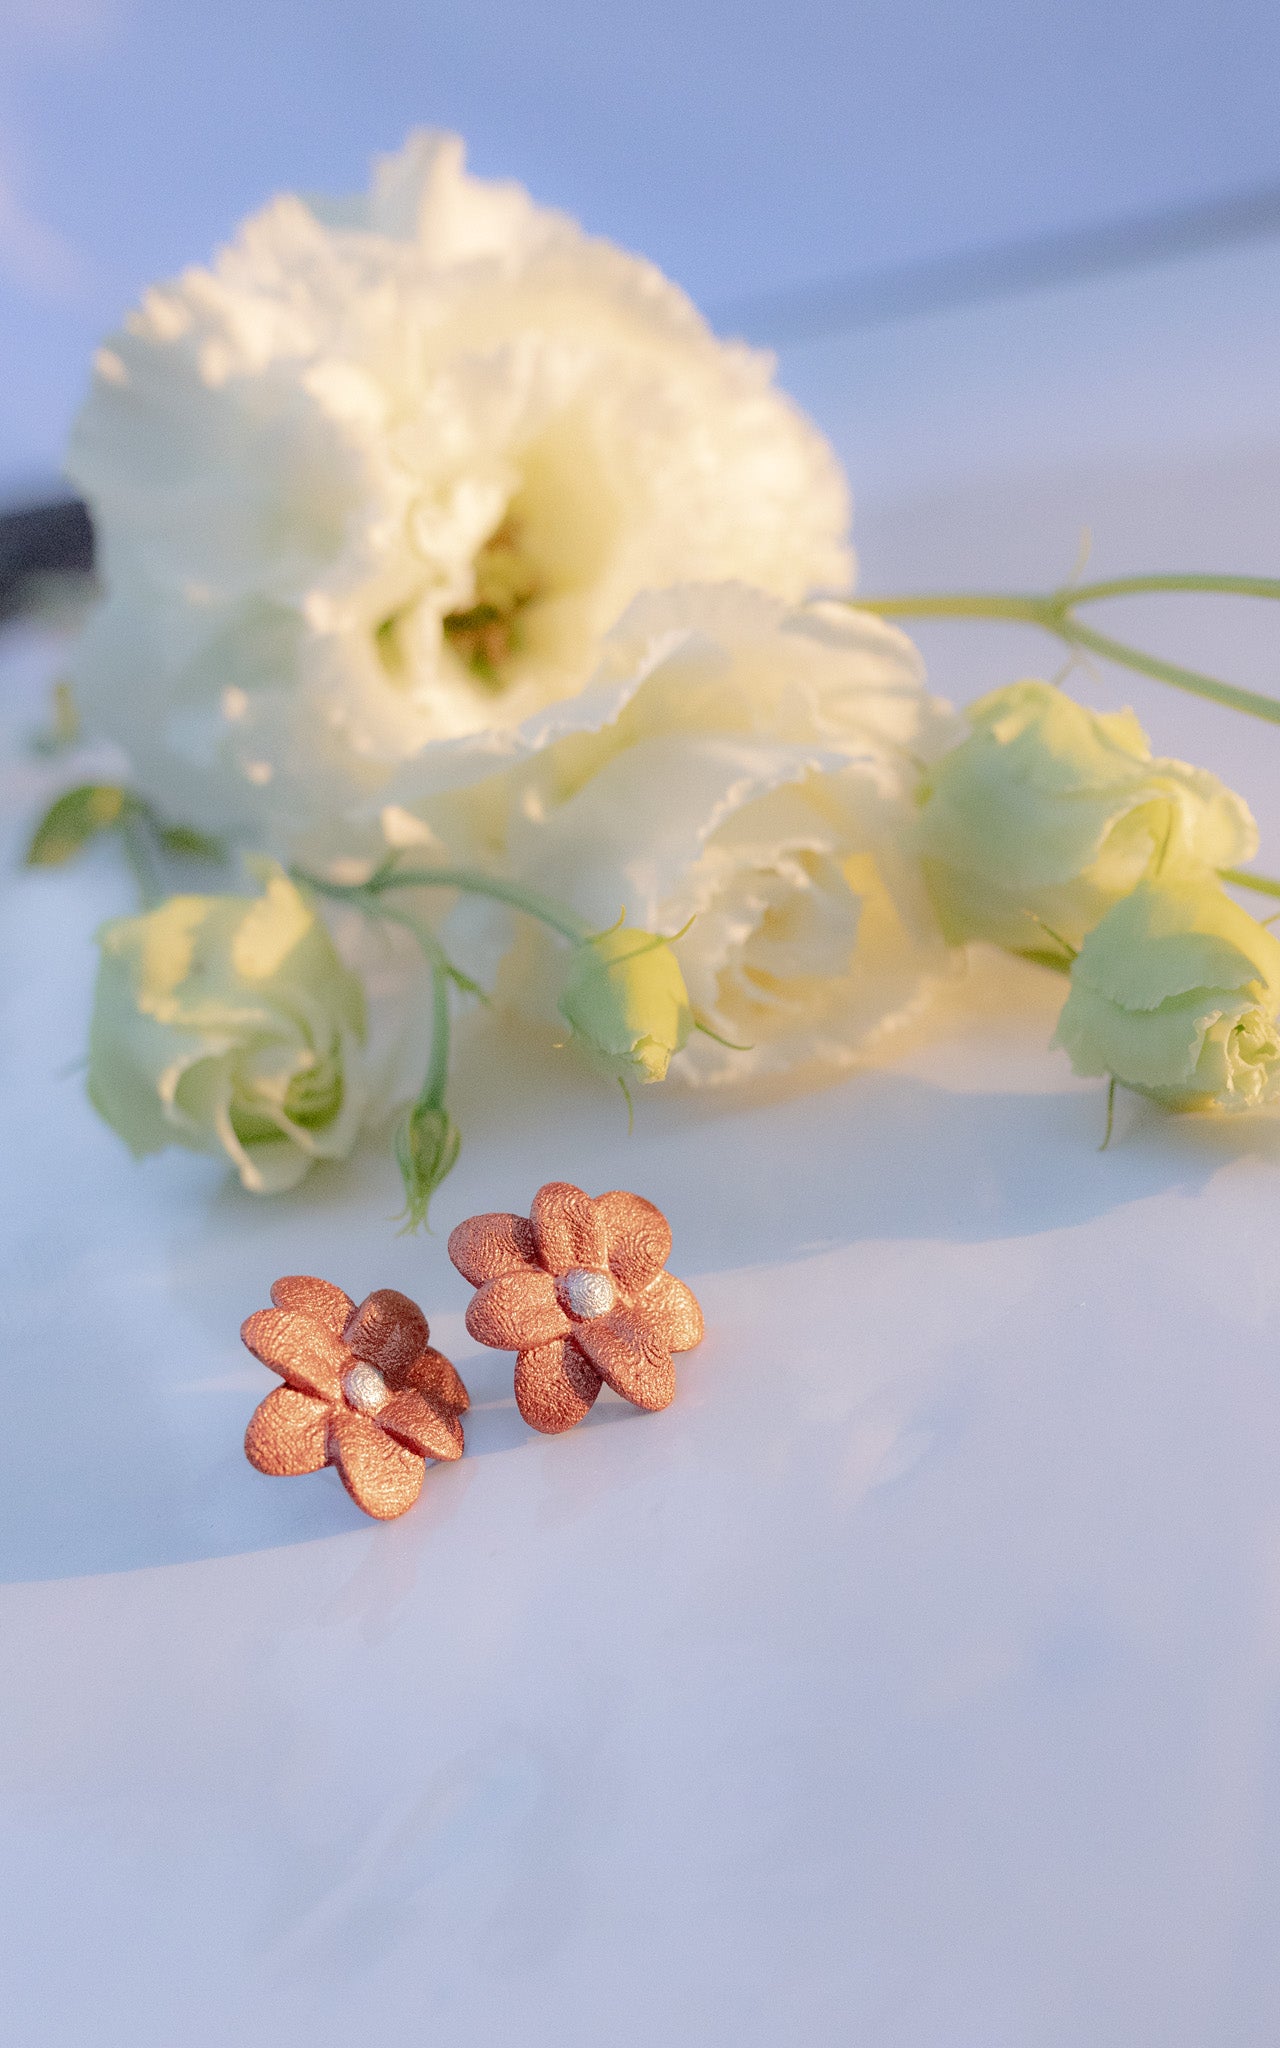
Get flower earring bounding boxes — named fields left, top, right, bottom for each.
left=448, top=1180, right=703, bottom=1433
left=241, top=1276, right=468, bottom=1519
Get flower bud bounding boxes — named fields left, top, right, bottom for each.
left=394, top=1099, right=462, bottom=1230
left=916, top=680, right=1256, bottom=956
left=87, top=865, right=367, bottom=1190
left=1053, top=873, right=1280, bottom=1109
left=558, top=922, right=693, bottom=1084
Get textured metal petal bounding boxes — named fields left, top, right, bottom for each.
left=328, top=1408, right=425, bottom=1519
left=465, top=1270, right=571, bottom=1351
left=576, top=1310, right=677, bottom=1412
left=634, top=1270, right=704, bottom=1352
left=240, top=1308, right=346, bottom=1400
left=268, top=1274, right=355, bottom=1337
left=401, top=1346, right=470, bottom=1415
left=530, top=1181, right=608, bottom=1276
left=343, top=1288, right=432, bottom=1381
left=447, top=1211, right=539, bottom=1285
left=244, top=1386, right=330, bottom=1475
left=377, top=1389, right=464, bottom=1462
left=595, top=1189, right=673, bottom=1296
left=514, top=1338, right=603, bottom=1435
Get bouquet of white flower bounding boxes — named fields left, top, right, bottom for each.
left=31, top=130, right=1280, bottom=1213
left=67, top=132, right=850, bottom=850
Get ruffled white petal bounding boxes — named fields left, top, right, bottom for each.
left=68, top=133, right=851, bottom=855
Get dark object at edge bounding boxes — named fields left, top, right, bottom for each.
left=0, top=499, right=95, bottom=624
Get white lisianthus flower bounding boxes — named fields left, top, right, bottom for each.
left=420, top=584, right=958, bottom=1082
left=66, top=132, right=852, bottom=852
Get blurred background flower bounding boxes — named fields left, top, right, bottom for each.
left=87, top=863, right=368, bottom=1189
left=915, top=680, right=1257, bottom=957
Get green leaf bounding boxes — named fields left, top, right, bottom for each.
left=153, top=822, right=225, bottom=861
left=26, top=783, right=128, bottom=867
left=443, top=959, right=490, bottom=1003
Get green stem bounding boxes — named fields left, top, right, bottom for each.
left=118, top=806, right=163, bottom=907
left=1220, top=865, right=1280, bottom=902
left=1069, top=573, right=1280, bottom=604
left=1100, top=1076, right=1117, bottom=1154
left=1058, top=618, right=1280, bottom=726
left=294, top=862, right=591, bottom=945
left=291, top=859, right=596, bottom=1227
left=294, top=856, right=593, bottom=1115
left=851, top=575, right=1280, bottom=726
left=422, top=952, right=451, bottom=1111
left=362, top=900, right=454, bottom=1107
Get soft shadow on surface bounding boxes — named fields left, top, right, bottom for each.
left=438, top=1008, right=1280, bottom=1272
left=7, top=1000, right=1280, bottom=1585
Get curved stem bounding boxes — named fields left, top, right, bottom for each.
left=118, top=807, right=163, bottom=907
left=1100, top=1077, right=1117, bottom=1153
left=849, top=578, right=1280, bottom=725
left=1058, top=619, right=1280, bottom=725
left=294, top=862, right=591, bottom=945
left=291, top=859, right=596, bottom=1226
left=856, top=574, right=1280, bottom=620
left=365, top=901, right=454, bottom=1107
left=1220, top=865, right=1280, bottom=902
left=422, top=954, right=451, bottom=1111
left=1068, top=572, right=1280, bottom=605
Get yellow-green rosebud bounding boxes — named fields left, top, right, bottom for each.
left=394, top=1098, right=462, bottom=1230
left=1053, top=874, right=1280, bottom=1109
left=87, top=865, right=368, bottom=1190
left=916, top=680, right=1256, bottom=956
left=558, top=922, right=693, bottom=1083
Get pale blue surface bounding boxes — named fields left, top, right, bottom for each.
left=6, top=20, right=1280, bottom=2042
left=4, top=236, right=1280, bottom=2041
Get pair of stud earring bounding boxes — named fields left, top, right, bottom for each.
left=240, top=1180, right=704, bottom=1520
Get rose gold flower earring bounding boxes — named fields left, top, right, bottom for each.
left=448, top=1180, right=703, bottom=1433
left=241, top=1276, right=469, bottom=1519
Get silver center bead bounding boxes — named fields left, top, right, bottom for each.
left=559, top=1268, right=616, bottom=1321
left=342, top=1362, right=391, bottom=1415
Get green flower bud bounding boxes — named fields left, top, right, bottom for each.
left=1053, top=874, right=1280, bottom=1109
left=87, top=865, right=367, bottom=1190
left=558, top=922, right=693, bottom=1084
left=394, top=1098, right=462, bottom=1230
left=916, top=680, right=1255, bottom=956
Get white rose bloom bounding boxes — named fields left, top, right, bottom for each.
left=422, top=584, right=959, bottom=1082
left=66, top=132, right=852, bottom=850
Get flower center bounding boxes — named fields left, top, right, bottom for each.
left=342, top=1362, right=391, bottom=1415
left=228, top=1040, right=346, bottom=1147
left=441, top=518, right=541, bottom=690
left=558, top=1268, right=616, bottom=1320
